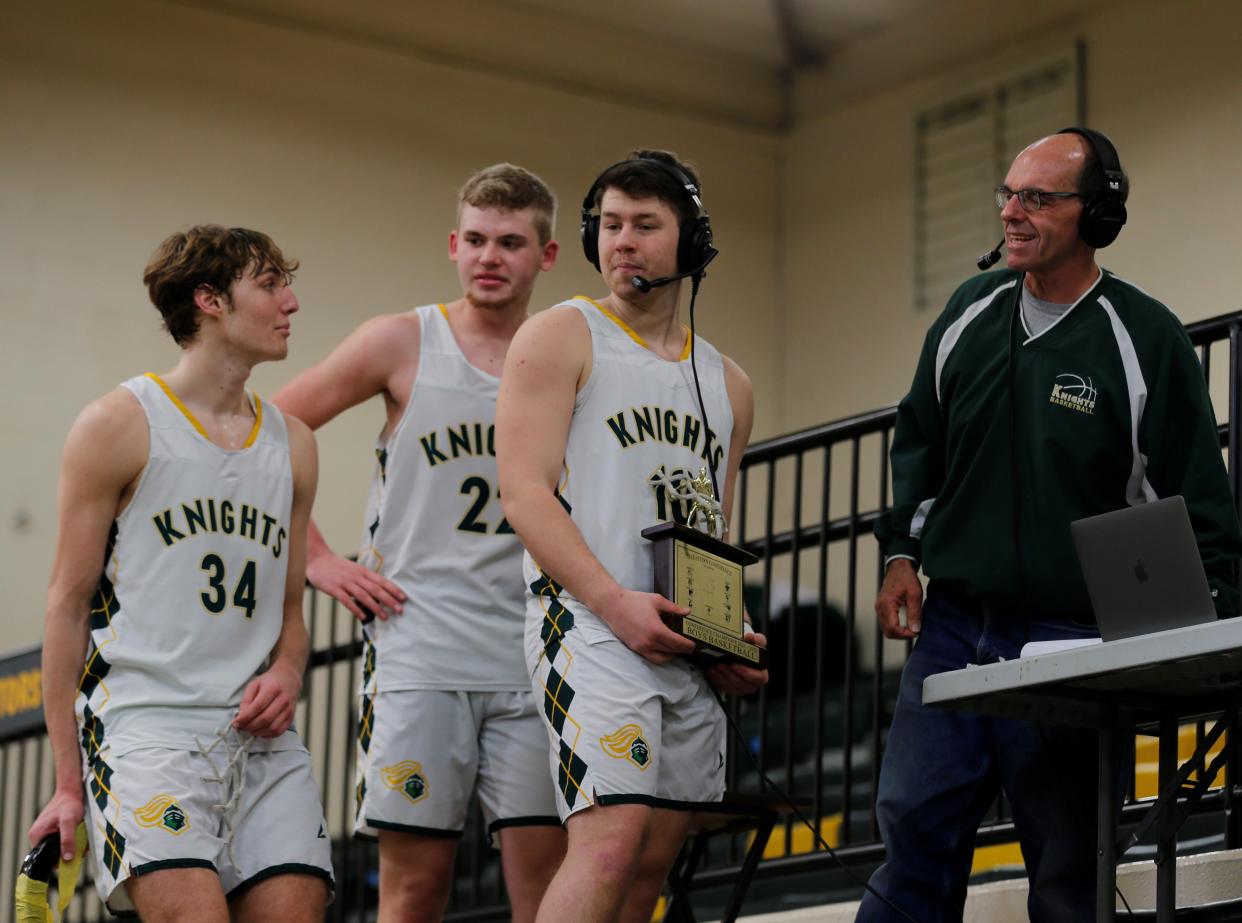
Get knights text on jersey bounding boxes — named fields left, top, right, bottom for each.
left=358, top=304, right=528, bottom=693
left=522, top=296, right=734, bottom=639
left=77, top=374, right=301, bottom=759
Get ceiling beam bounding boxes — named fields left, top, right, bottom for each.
left=772, top=0, right=827, bottom=71
left=163, top=0, right=786, bottom=133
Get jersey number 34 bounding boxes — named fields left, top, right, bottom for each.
left=200, top=554, right=258, bottom=619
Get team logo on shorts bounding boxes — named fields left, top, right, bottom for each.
left=382, top=760, right=429, bottom=804
left=134, top=794, right=190, bottom=835
left=600, top=724, right=652, bottom=770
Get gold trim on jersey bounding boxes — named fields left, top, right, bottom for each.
left=245, top=396, right=263, bottom=448
left=579, top=296, right=692, bottom=361
left=438, top=302, right=449, bottom=321
left=145, top=373, right=263, bottom=448
left=89, top=757, right=117, bottom=803
left=146, top=373, right=208, bottom=439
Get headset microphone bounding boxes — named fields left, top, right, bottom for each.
left=977, top=238, right=1005, bottom=271
left=580, top=155, right=724, bottom=502
left=631, top=247, right=719, bottom=293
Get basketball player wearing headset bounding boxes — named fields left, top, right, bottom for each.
left=496, top=150, right=768, bottom=923
left=861, top=130, right=1242, bottom=921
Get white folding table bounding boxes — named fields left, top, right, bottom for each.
left=922, top=619, right=1242, bottom=922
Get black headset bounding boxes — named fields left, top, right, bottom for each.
left=1056, top=126, right=1128, bottom=249
left=579, top=157, right=716, bottom=275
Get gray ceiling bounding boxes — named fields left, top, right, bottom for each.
left=171, top=0, right=1112, bottom=131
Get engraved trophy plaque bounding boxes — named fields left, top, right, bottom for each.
left=641, top=468, right=766, bottom=668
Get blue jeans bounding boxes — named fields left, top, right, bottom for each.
left=856, top=584, right=1103, bottom=923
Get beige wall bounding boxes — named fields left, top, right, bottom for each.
left=0, top=0, right=781, bottom=648
left=777, top=0, right=1242, bottom=658
left=782, top=0, right=1242, bottom=432
left=4, top=0, right=1240, bottom=654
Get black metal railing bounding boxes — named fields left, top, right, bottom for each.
left=687, top=308, right=1242, bottom=905
left=2, top=310, right=1241, bottom=922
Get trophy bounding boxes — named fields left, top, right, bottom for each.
left=642, top=468, right=767, bottom=668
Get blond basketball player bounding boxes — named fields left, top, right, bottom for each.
left=271, top=164, right=565, bottom=923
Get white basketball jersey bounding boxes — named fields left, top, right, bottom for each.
left=358, top=304, right=527, bottom=692
left=522, top=296, right=734, bottom=633
left=77, top=374, right=299, bottom=757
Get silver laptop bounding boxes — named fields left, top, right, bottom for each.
left=1070, top=495, right=1218, bottom=641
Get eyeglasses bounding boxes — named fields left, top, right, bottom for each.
left=994, top=186, right=1084, bottom=211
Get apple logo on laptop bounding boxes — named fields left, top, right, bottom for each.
left=1134, top=559, right=1149, bottom=583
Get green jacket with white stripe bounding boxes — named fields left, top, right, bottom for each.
left=875, top=268, right=1242, bottom=620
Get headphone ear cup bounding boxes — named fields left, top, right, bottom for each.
left=678, top=217, right=713, bottom=274
left=580, top=214, right=601, bottom=271
left=1079, top=196, right=1128, bottom=249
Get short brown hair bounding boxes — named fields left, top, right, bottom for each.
left=458, top=164, right=557, bottom=245
left=143, top=225, right=298, bottom=346
left=592, top=149, right=703, bottom=226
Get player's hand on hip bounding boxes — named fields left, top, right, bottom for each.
left=307, top=551, right=405, bottom=622
left=705, top=630, right=769, bottom=695
left=876, top=558, right=923, bottom=640
left=603, top=590, right=697, bottom=664
left=28, top=786, right=85, bottom=860
left=234, top=662, right=301, bottom=737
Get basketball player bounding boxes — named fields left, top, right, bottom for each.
left=270, top=164, right=564, bottom=922
left=495, top=150, right=768, bottom=923
left=28, top=226, right=332, bottom=922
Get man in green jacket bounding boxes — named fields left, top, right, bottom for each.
left=858, top=129, right=1242, bottom=922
